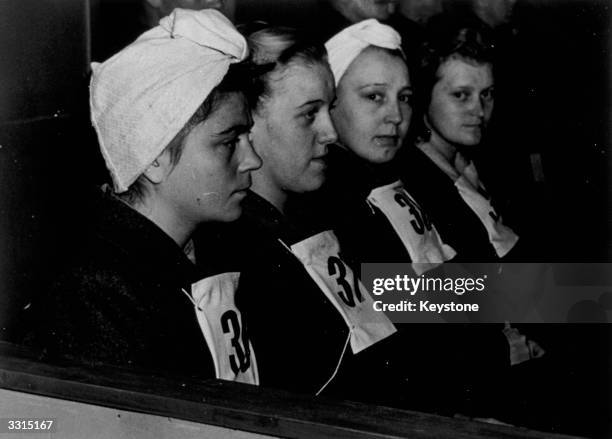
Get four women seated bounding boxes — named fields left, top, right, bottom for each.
left=31, top=6, right=563, bottom=432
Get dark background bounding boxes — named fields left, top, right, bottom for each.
left=0, top=0, right=609, bottom=436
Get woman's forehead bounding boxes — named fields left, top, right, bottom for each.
left=270, top=62, right=334, bottom=97
left=436, top=57, right=493, bottom=87
left=341, top=47, right=410, bottom=88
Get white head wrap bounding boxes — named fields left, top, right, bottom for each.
left=90, top=9, right=248, bottom=193
left=325, top=19, right=403, bottom=85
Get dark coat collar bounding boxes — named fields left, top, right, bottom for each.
left=90, top=187, right=200, bottom=284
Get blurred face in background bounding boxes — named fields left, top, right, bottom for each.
left=250, top=61, right=337, bottom=195
left=397, top=0, right=443, bottom=25
left=332, top=47, right=412, bottom=164
left=337, top=0, right=398, bottom=22
left=426, top=57, right=494, bottom=148
left=473, top=0, right=517, bottom=27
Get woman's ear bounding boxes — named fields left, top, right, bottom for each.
left=418, top=113, right=433, bottom=143
left=142, top=148, right=173, bottom=185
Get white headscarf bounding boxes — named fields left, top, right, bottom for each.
left=325, top=19, right=403, bottom=85
left=90, top=9, right=248, bottom=193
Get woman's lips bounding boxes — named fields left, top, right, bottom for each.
left=463, top=124, right=483, bottom=132
left=374, top=135, right=400, bottom=148
left=311, top=156, right=327, bottom=168
left=232, top=181, right=251, bottom=195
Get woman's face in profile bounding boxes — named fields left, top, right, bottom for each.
left=250, top=61, right=337, bottom=194
left=161, top=92, right=261, bottom=223
left=426, top=57, right=494, bottom=148
left=332, top=47, right=412, bottom=164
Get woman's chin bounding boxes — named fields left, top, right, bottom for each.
left=459, top=131, right=484, bottom=147
left=296, top=173, right=326, bottom=193
left=360, top=148, right=399, bottom=165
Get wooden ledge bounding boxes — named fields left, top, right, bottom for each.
left=0, top=342, right=583, bottom=439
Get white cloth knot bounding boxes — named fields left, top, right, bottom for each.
left=325, top=19, right=402, bottom=85
left=90, top=8, right=248, bottom=193
left=159, top=8, right=248, bottom=62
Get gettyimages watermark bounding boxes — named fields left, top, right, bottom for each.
left=361, top=263, right=612, bottom=323
left=371, top=273, right=487, bottom=313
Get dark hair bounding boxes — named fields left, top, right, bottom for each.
left=240, top=23, right=328, bottom=112
left=414, top=24, right=495, bottom=140
left=119, top=62, right=255, bottom=205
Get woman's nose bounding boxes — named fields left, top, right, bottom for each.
left=468, top=96, right=485, bottom=118
left=384, top=100, right=402, bottom=125
left=238, top=136, right=262, bottom=172
left=318, top=111, right=338, bottom=145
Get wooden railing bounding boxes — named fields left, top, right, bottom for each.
left=0, top=342, right=584, bottom=439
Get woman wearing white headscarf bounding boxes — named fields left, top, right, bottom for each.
left=31, top=9, right=261, bottom=384
left=320, top=19, right=455, bottom=274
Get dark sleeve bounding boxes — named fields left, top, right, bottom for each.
left=32, top=263, right=149, bottom=368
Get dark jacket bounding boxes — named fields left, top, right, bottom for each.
left=399, top=145, right=534, bottom=262
left=303, top=145, right=512, bottom=416
left=195, top=191, right=478, bottom=412
left=400, top=146, right=502, bottom=261
left=194, top=191, right=352, bottom=395
left=28, top=188, right=215, bottom=379
left=308, top=144, right=415, bottom=264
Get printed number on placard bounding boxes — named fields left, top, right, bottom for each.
left=221, top=310, right=251, bottom=374
left=394, top=191, right=432, bottom=234
left=327, top=256, right=364, bottom=307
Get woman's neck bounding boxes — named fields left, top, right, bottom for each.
left=428, top=130, right=458, bottom=164
left=130, top=195, right=193, bottom=249
left=419, top=131, right=467, bottom=181
left=251, top=171, right=288, bottom=216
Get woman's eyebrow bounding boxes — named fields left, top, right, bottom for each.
left=214, top=123, right=253, bottom=137
left=357, top=83, right=387, bottom=90
left=296, top=99, right=324, bottom=109
left=448, top=84, right=474, bottom=90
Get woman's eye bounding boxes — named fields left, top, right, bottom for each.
left=223, top=138, right=239, bottom=152
left=366, top=93, right=383, bottom=102
left=452, top=91, right=469, bottom=101
left=399, top=93, right=413, bottom=105
left=481, top=88, right=495, bottom=101
left=303, top=107, right=319, bottom=122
